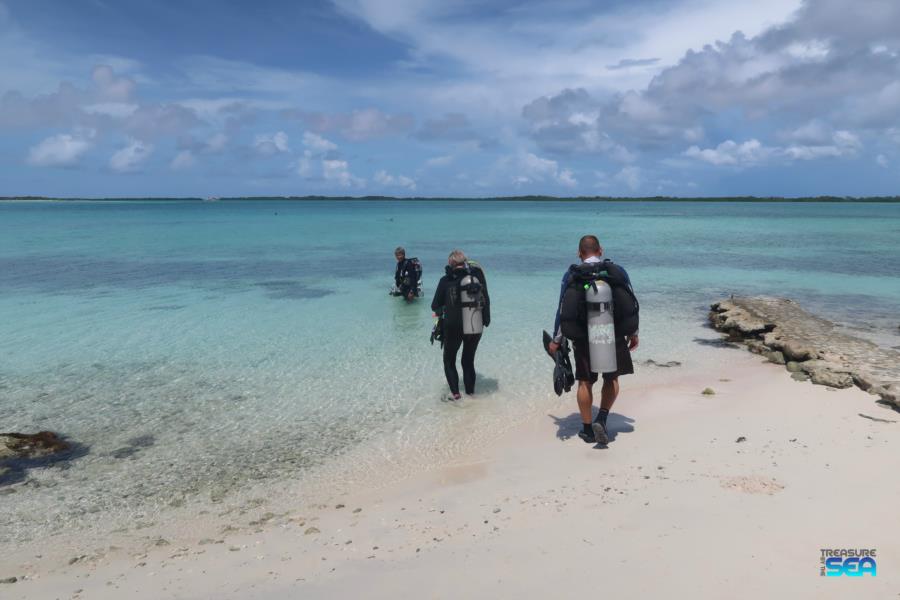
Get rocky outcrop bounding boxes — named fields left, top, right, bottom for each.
left=709, top=298, right=900, bottom=409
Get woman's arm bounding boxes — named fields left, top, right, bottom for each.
left=431, top=277, right=446, bottom=313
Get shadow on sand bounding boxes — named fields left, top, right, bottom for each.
left=472, top=375, right=499, bottom=394
left=549, top=410, right=635, bottom=447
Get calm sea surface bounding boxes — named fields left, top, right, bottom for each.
left=2, top=200, right=899, bottom=540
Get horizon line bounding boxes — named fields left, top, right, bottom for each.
left=2, top=195, right=900, bottom=203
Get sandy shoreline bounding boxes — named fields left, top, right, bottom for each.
left=2, top=345, right=897, bottom=599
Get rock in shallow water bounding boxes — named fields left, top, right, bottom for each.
left=0, top=431, right=70, bottom=460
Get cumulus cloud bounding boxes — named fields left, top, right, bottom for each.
left=123, top=103, right=202, bottom=139
left=296, top=151, right=314, bottom=178
left=302, top=131, right=337, bottom=153
left=557, top=168, right=577, bottom=188
left=109, top=138, right=153, bottom=172
left=521, top=0, right=900, bottom=167
left=288, top=108, right=413, bottom=141
left=508, top=152, right=577, bottom=187
left=91, top=64, right=136, bottom=102
left=685, top=139, right=773, bottom=166
left=685, top=130, right=861, bottom=167
left=26, top=130, right=94, bottom=167
left=374, top=169, right=416, bottom=190
left=205, top=132, right=228, bottom=152
left=614, top=166, right=642, bottom=191
left=170, top=150, right=195, bottom=170
left=252, top=131, right=290, bottom=155
left=10, top=65, right=192, bottom=145
left=322, top=159, right=364, bottom=188
left=81, top=102, right=139, bottom=119
left=522, top=89, right=637, bottom=160
left=425, top=154, right=454, bottom=168
left=607, top=57, right=661, bottom=70
left=176, top=131, right=229, bottom=156
left=413, top=112, right=494, bottom=148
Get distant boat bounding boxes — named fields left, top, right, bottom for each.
left=204, top=196, right=220, bottom=202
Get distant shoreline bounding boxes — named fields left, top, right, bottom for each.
left=2, top=195, right=900, bottom=203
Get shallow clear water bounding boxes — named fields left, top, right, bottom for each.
left=1, top=200, right=899, bottom=540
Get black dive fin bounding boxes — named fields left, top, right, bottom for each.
left=542, top=330, right=554, bottom=359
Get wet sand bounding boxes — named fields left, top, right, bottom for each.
left=3, top=348, right=898, bottom=599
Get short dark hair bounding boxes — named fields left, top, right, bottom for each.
left=579, top=235, right=601, bottom=255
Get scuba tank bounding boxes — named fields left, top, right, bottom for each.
left=584, top=279, right=617, bottom=374
left=443, top=262, right=485, bottom=336
left=459, top=273, right=484, bottom=335
left=409, top=257, right=423, bottom=297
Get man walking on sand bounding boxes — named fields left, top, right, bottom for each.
left=548, top=235, right=640, bottom=444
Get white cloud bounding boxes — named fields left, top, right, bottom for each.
left=685, top=139, right=772, bottom=166
left=81, top=102, right=139, bottom=118
left=374, top=169, right=417, bottom=190
left=518, top=152, right=559, bottom=180
left=557, top=168, right=577, bottom=188
left=331, top=0, right=800, bottom=113
left=253, top=131, right=290, bottom=155
left=170, top=150, right=195, bottom=170
left=340, top=108, right=414, bottom=141
left=282, top=108, right=415, bottom=142
left=876, top=154, right=888, bottom=168
left=783, top=130, right=861, bottom=160
left=686, top=130, right=862, bottom=167
left=322, top=159, right=364, bottom=188
left=26, top=131, right=93, bottom=167
left=109, top=138, right=153, bottom=172
left=302, top=131, right=337, bottom=153
left=205, top=132, right=228, bottom=153
left=296, top=151, right=314, bottom=177
left=91, top=64, right=136, bottom=102
left=614, top=166, right=641, bottom=191
left=508, top=151, right=578, bottom=187
left=424, top=154, right=454, bottom=168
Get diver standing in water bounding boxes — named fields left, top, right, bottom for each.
left=431, top=250, right=490, bottom=401
left=548, top=235, right=639, bottom=444
left=392, top=246, right=422, bottom=302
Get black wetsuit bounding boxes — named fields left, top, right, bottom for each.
left=394, top=258, right=420, bottom=298
left=431, top=264, right=490, bottom=395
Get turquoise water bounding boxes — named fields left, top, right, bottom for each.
left=1, top=200, right=899, bottom=539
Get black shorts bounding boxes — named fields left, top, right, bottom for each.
left=572, top=337, right=635, bottom=383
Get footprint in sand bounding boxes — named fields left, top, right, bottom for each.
left=720, top=475, right=784, bottom=495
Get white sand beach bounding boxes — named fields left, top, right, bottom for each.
left=4, top=347, right=897, bottom=599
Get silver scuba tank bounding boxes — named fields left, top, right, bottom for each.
left=585, top=280, right=617, bottom=374
left=460, top=274, right=484, bottom=335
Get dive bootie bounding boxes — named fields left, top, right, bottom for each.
left=542, top=330, right=575, bottom=396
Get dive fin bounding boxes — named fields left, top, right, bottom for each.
left=542, top=330, right=554, bottom=359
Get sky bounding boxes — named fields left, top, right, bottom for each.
left=1, top=0, right=898, bottom=197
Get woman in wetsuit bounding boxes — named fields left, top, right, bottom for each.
left=431, top=249, right=490, bottom=401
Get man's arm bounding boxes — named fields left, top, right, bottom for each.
left=617, top=264, right=639, bottom=348
left=551, top=271, right=570, bottom=344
